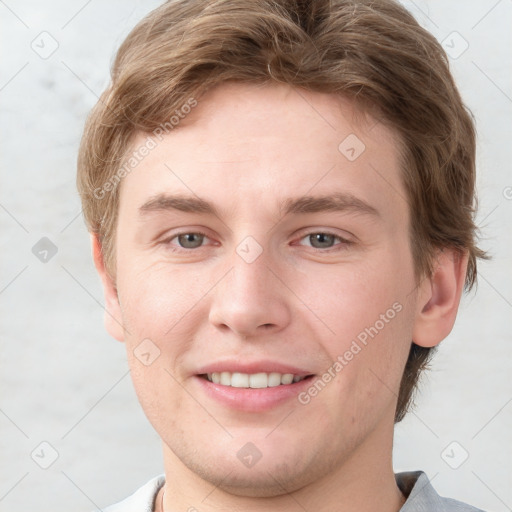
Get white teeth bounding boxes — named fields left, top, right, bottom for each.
left=281, top=373, right=294, bottom=385
left=268, top=372, right=281, bottom=387
left=231, top=372, right=249, bottom=388
left=249, top=372, right=268, bottom=388
left=205, top=371, right=306, bottom=388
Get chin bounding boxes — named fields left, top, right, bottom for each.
left=191, top=458, right=313, bottom=497
left=166, top=432, right=339, bottom=498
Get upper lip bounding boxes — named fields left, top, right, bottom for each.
left=194, top=360, right=315, bottom=377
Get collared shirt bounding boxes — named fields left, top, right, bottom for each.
left=103, top=471, right=485, bottom=511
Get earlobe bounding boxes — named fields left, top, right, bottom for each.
left=412, top=249, right=468, bottom=348
left=91, top=234, right=125, bottom=342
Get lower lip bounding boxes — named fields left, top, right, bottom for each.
left=194, top=375, right=315, bottom=412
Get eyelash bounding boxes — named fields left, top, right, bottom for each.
left=161, top=230, right=353, bottom=253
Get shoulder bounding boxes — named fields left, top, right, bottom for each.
left=101, top=475, right=165, bottom=512
left=396, top=471, right=486, bottom=512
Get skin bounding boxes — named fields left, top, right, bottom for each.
left=92, top=82, right=467, bottom=512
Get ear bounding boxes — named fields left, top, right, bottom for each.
left=91, top=234, right=125, bottom=342
left=412, top=249, right=468, bottom=348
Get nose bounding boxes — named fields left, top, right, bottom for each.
left=208, top=247, right=292, bottom=339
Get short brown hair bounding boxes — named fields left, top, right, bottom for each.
left=77, top=0, right=486, bottom=422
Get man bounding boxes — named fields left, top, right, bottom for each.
left=77, top=0, right=486, bottom=510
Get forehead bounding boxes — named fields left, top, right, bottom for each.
left=118, top=82, right=407, bottom=225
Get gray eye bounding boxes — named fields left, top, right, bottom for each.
left=309, top=233, right=336, bottom=248
left=177, top=233, right=205, bottom=248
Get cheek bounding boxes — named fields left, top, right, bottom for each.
left=116, top=259, right=211, bottom=345
left=298, top=253, right=411, bottom=349
left=299, top=249, right=415, bottom=408
left=126, top=352, right=187, bottom=438
left=118, top=264, right=197, bottom=428
left=115, top=260, right=217, bottom=419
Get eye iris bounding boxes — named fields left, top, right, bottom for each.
left=310, top=233, right=335, bottom=248
left=178, top=233, right=204, bottom=248
left=176, top=233, right=338, bottom=249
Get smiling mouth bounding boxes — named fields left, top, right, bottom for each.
left=199, top=371, right=315, bottom=388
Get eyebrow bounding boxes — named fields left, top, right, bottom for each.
left=139, top=192, right=380, bottom=219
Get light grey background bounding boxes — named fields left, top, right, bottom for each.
left=0, top=1, right=511, bottom=510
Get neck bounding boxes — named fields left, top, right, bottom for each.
left=159, top=421, right=405, bottom=512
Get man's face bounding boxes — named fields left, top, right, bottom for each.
left=109, top=82, right=421, bottom=495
